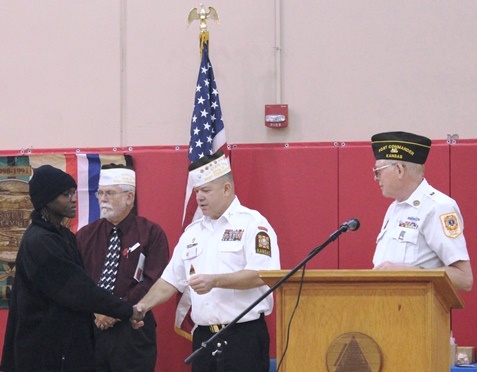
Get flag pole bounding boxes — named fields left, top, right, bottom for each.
left=175, top=4, right=229, bottom=341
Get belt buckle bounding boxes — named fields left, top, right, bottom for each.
left=209, top=324, right=225, bottom=333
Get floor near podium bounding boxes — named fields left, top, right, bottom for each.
left=270, top=359, right=276, bottom=372
left=269, top=360, right=477, bottom=371
left=451, top=364, right=477, bottom=371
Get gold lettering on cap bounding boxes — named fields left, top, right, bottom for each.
left=389, top=145, right=414, bottom=156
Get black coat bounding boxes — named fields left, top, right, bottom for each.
left=1, top=211, right=133, bottom=371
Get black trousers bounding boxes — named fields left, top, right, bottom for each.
left=192, top=314, right=270, bottom=372
left=94, top=311, right=157, bottom=372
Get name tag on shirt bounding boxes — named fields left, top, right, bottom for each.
left=134, top=253, right=145, bottom=282
left=129, top=242, right=140, bottom=253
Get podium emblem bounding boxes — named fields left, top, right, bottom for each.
left=326, top=332, right=383, bottom=371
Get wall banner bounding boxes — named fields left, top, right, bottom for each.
left=0, top=154, right=132, bottom=308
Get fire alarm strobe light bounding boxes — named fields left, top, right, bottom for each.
left=265, top=104, right=288, bottom=128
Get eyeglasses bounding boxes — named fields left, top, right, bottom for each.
left=61, top=190, right=77, bottom=200
left=372, top=163, right=397, bottom=178
left=95, top=190, right=129, bottom=199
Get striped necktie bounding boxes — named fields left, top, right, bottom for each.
left=98, top=226, right=121, bottom=292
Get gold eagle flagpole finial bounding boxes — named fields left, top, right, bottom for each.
left=187, top=4, right=220, bottom=53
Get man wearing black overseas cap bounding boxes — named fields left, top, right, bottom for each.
left=1, top=165, right=144, bottom=372
left=371, top=131, right=473, bottom=291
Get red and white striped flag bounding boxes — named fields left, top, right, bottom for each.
left=0, top=153, right=131, bottom=308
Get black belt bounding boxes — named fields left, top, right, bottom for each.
left=198, top=313, right=264, bottom=334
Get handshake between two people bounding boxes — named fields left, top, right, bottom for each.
left=130, top=303, right=147, bottom=329
left=94, top=304, right=148, bottom=331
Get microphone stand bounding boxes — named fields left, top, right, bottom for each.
left=184, top=221, right=356, bottom=367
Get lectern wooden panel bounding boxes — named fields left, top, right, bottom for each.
left=260, top=270, right=463, bottom=372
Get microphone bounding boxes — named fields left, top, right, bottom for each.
left=340, top=218, right=360, bottom=232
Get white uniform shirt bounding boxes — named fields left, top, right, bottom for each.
left=373, top=179, right=469, bottom=268
left=162, top=197, right=281, bottom=326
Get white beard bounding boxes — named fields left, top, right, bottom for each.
left=100, top=201, right=128, bottom=221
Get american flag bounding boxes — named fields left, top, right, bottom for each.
left=182, top=38, right=228, bottom=227
left=176, top=36, right=228, bottom=340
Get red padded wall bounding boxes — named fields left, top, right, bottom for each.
left=450, top=142, right=477, bottom=349
left=0, top=141, right=475, bottom=371
left=232, top=143, right=339, bottom=270
left=132, top=147, right=192, bottom=371
left=338, top=142, right=390, bottom=269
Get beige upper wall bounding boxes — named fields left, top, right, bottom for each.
left=1, top=1, right=476, bottom=150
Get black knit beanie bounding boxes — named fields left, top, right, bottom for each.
left=29, top=165, right=77, bottom=211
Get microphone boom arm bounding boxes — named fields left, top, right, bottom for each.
left=184, top=218, right=359, bottom=365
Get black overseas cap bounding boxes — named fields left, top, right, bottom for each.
left=371, top=131, right=432, bottom=164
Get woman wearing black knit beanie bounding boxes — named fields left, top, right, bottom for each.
left=1, top=165, right=143, bottom=372
left=28, top=164, right=78, bottom=225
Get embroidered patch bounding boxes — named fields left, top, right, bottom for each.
left=258, top=226, right=268, bottom=232
left=189, top=264, right=196, bottom=275
left=255, top=232, right=271, bottom=256
left=439, top=212, right=462, bottom=238
left=221, top=229, right=244, bottom=241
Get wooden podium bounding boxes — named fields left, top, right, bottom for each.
left=260, top=270, right=463, bottom=372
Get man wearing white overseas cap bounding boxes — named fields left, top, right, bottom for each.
left=77, top=164, right=170, bottom=372
left=134, top=150, right=281, bottom=372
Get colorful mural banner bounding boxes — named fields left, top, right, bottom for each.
left=0, top=154, right=132, bottom=307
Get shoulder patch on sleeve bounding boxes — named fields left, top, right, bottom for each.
left=439, top=212, right=462, bottom=238
left=255, top=231, right=271, bottom=257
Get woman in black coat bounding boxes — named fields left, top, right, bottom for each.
left=1, top=165, right=141, bottom=371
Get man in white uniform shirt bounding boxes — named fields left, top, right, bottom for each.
left=136, top=150, right=281, bottom=371
left=371, top=131, right=473, bottom=291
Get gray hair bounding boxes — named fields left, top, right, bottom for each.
left=382, top=159, right=424, bottom=179
left=118, top=184, right=136, bottom=193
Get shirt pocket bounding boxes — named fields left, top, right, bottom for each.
left=390, top=228, right=419, bottom=264
left=120, top=247, right=142, bottom=278
left=181, top=245, right=203, bottom=261
left=219, top=242, right=246, bottom=270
